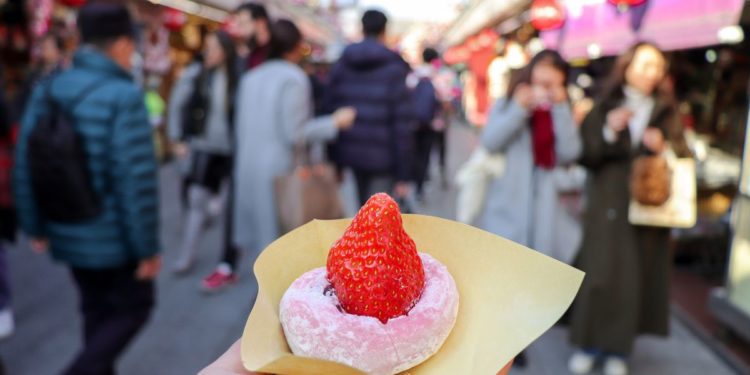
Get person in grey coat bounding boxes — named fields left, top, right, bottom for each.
left=480, top=50, right=582, bottom=258
left=480, top=51, right=581, bottom=369
left=168, top=31, right=239, bottom=273
left=232, top=20, right=355, bottom=275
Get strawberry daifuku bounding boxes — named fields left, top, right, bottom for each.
left=278, top=193, right=459, bottom=374
left=326, top=193, right=426, bottom=323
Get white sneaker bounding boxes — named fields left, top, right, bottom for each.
left=568, top=351, right=596, bottom=374
left=603, top=356, right=629, bottom=375
left=207, top=196, right=224, bottom=219
left=0, top=308, right=15, bottom=339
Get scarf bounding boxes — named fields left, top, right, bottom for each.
left=531, top=109, right=555, bottom=169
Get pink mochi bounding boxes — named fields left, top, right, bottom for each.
left=279, top=253, right=459, bottom=375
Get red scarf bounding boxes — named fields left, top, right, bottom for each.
left=530, top=109, right=556, bottom=169
left=246, top=43, right=270, bottom=70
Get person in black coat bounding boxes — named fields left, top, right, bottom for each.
left=324, top=9, right=413, bottom=205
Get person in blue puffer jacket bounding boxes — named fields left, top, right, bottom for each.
left=13, top=4, right=160, bottom=374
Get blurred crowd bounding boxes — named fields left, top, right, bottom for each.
left=0, top=2, right=709, bottom=375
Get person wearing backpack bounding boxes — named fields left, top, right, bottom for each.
left=13, top=4, right=160, bottom=374
left=410, top=47, right=442, bottom=201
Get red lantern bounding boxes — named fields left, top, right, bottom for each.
left=163, top=8, right=187, bottom=32
left=530, top=0, right=565, bottom=31
left=59, top=0, right=86, bottom=7
left=607, top=0, right=647, bottom=11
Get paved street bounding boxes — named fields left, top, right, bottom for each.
left=0, top=123, right=737, bottom=374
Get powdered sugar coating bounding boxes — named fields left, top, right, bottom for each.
left=279, top=253, right=459, bottom=375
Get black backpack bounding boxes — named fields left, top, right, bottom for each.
left=27, top=78, right=109, bottom=223
left=412, top=77, right=440, bottom=127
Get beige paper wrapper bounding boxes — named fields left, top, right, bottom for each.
left=241, top=215, right=584, bottom=374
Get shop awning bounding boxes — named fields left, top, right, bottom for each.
left=270, top=1, right=338, bottom=46
left=442, top=0, right=531, bottom=48
left=542, top=0, right=745, bottom=60
left=151, top=0, right=338, bottom=45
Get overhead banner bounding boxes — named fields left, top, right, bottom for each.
left=542, top=0, right=745, bottom=59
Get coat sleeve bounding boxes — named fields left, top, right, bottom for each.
left=480, top=99, right=529, bottom=153
left=279, top=79, right=338, bottom=145
left=13, top=85, right=45, bottom=237
left=167, top=64, right=199, bottom=141
left=551, top=103, right=582, bottom=165
left=390, top=69, right=414, bottom=182
left=653, top=102, right=692, bottom=158
left=578, top=103, right=631, bottom=170
left=110, top=88, right=160, bottom=260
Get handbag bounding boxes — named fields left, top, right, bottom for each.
left=628, top=149, right=696, bottom=228
left=630, top=155, right=671, bottom=206
left=275, top=145, right=344, bottom=235
left=182, top=71, right=209, bottom=139
left=454, top=147, right=505, bottom=224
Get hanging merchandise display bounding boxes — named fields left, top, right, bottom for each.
left=530, top=0, right=566, bottom=31
left=163, top=8, right=187, bottom=32
left=143, top=27, right=171, bottom=76
left=607, top=0, right=647, bottom=12
left=31, top=0, right=54, bottom=37
left=58, top=0, right=86, bottom=8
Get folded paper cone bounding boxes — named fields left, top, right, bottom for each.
left=241, top=215, right=584, bottom=374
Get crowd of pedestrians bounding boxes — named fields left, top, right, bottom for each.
left=0, top=2, right=695, bottom=375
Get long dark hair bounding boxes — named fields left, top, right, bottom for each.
left=212, top=30, right=239, bottom=100
left=599, top=41, right=669, bottom=104
left=597, top=42, right=689, bottom=155
left=268, top=19, right=302, bottom=60
left=506, top=49, right=569, bottom=100
left=235, top=2, right=269, bottom=49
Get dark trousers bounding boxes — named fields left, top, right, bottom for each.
left=434, top=129, right=447, bottom=180
left=353, top=170, right=395, bottom=206
left=0, top=244, right=9, bottom=310
left=220, top=179, right=240, bottom=270
left=413, top=126, right=435, bottom=196
left=65, top=264, right=154, bottom=375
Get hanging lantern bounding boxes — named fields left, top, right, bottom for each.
left=530, top=0, right=565, bottom=31
left=607, top=0, right=647, bottom=12
left=163, top=8, right=187, bottom=32
left=58, top=0, right=86, bottom=7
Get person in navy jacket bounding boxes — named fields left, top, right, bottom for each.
left=324, top=9, right=414, bottom=205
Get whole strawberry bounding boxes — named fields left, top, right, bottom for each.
left=326, top=193, right=425, bottom=323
